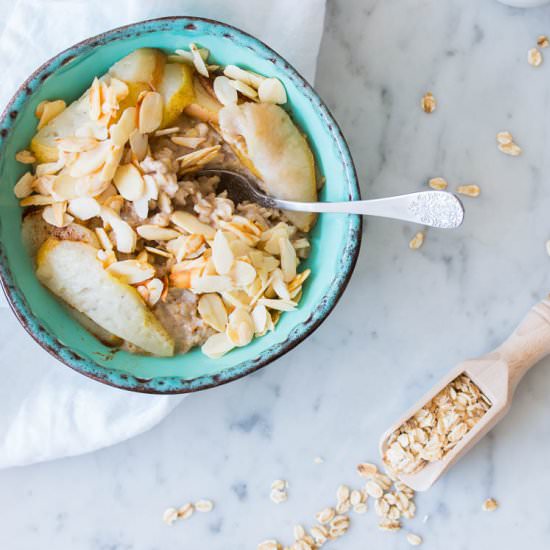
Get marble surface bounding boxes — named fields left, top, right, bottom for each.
left=2, top=0, right=550, bottom=548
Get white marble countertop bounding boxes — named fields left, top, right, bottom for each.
left=2, top=0, right=550, bottom=548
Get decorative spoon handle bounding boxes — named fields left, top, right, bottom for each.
left=273, top=191, right=465, bottom=229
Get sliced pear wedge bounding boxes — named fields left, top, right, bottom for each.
left=219, top=103, right=317, bottom=231
left=36, top=239, right=175, bottom=356
left=184, top=76, right=222, bottom=123
left=159, top=63, right=195, bottom=127
left=109, top=48, right=166, bottom=89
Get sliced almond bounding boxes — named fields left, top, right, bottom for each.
left=170, top=136, right=206, bottom=149
left=68, top=197, right=101, bottom=220
left=201, top=331, right=234, bottom=359
left=13, top=172, right=35, bottom=199
left=138, top=91, right=163, bottom=134
left=213, top=76, right=238, bottom=106
left=37, top=99, right=66, bottom=129
left=36, top=157, right=65, bottom=177
left=137, top=225, right=180, bottom=241
left=174, top=47, right=209, bottom=63
left=20, top=194, right=56, bottom=207
left=226, top=308, right=255, bottom=347
left=212, top=230, right=235, bottom=274
left=223, top=65, right=265, bottom=89
left=191, top=275, right=233, bottom=294
left=257, top=298, right=297, bottom=311
left=129, top=130, right=149, bottom=162
left=51, top=173, right=81, bottom=201
left=251, top=303, right=269, bottom=334
left=109, top=77, right=129, bottom=100
left=258, top=78, right=287, bottom=104
left=42, top=204, right=73, bottom=228
left=177, top=145, right=221, bottom=171
left=100, top=145, right=124, bottom=184
left=113, top=163, right=145, bottom=201
left=110, top=107, right=137, bottom=147
left=198, top=293, right=228, bottom=332
left=231, top=260, right=257, bottom=288
left=279, top=236, right=297, bottom=282
left=142, top=278, right=163, bottom=306
left=170, top=211, right=216, bottom=239
left=107, top=260, right=155, bottom=284
left=55, top=137, right=99, bottom=153
left=190, top=43, right=209, bottom=77
left=69, top=142, right=111, bottom=177
left=89, top=78, right=102, bottom=121
left=228, top=79, right=258, bottom=100
left=15, top=150, right=36, bottom=164
left=154, top=127, right=180, bottom=137
left=271, top=269, right=291, bottom=301
left=100, top=206, right=137, bottom=253
left=144, top=246, right=172, bottom=259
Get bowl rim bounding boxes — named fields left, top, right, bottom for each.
left=0, top=15, right=362, bottom=394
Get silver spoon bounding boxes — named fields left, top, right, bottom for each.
left=198, top=169, right=464, bottom=229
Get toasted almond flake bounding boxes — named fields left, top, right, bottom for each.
left=42, top=203, right=73, bottom=228
left=482, top=498, right=498, bottom=512
left=171, top=135, right=206, bottom=148
left=195, top=499, right=214, bottom=513
left=129, top=130, right=149, bottom=162
left=15, top=150, right=36, bottom=164
left=279, top=237, right=297, bottom=282
left=68, top=197, right=101, bottom=220
left=113, top=163, right=145, bottom=201
left=144, top=246, right=171, bottom=259
left=213, top=76, right=239, bottom=106
left=496, top=131, right=513, bottom=145
left=110, top=107, right=137, bottom=147
left=498, top=141, right=522, bottom=156
left=175, top=47, right=209, bottom=62
left=198, top=293, right=228, bottom=332
left=171, top=210, right=216, bottom=239
left=190, top=43, right=209, bottom=77
left=406, top=533, right=423, bottom=546
left=409, top=232, right=425, bottom=250
left=138, top=92, right=163, bottom=134
left=457, top=184, right=480, bottom=197
left=192, top=275, right=233, bottom=294
left=107, top=259, right=155, bottom=284
left=36, top=157, right=65, bottom=177
left=538, top=35, right=549, bottom=48
left=137, top=224, right=180, bottom=241
left=55, top=136, right=99, bottom=153
left=428, top=177, right=448, bottom=190
left=101, top=206, right=137, bottom=253
left=528, top=47, right=543, bottom=67
left=108, top=77, right=129, bottom=100
left=257, top=540, right=281, bottom=550
left=357, top=462, right=378, bottom=477
left=143, top=278, right=163, bottom=306
left=251, top=303, right=269, bottom=334
left=421, top=92, right=436, bottom=113
left=37, top=99, right=66, bottom=129
left=212, top=230, right=235, bottom=274
left=176, top=145, right=221, bottom=170
left=178, top=502, right=194, bottom=520
left=257, top=297, right=297, bottom=311
left=20, top=194, right=56, bottom=207
left=258, top=78, right=287, bottom=104
left=89, top=78, right=102, bottom=121
left=202, top=331, right=234, bottom=358
left=95, top=227, right=113, bottom=251
left=226, top=308, right=255, bottom=346
left=69, top=142, right=112, bottom=178
left=288, top=269, right=310, bottom=292
left=162, top=507, right=178, bottom=525
left=229, top=79, right=258, bottom=99
left=231, top=260, right=257, bottom=287
left=223, top=65, right=265, bottom=88
left=14, top=172, right=35, bottom=199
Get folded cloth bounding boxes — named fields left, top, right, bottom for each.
left=0, top=0, right=326, bottom=469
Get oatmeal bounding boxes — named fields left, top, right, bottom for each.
left=16, top=45, right=317, bottom=357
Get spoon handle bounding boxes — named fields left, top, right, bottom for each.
left=495, top=297, right=550, bottom=389
left=274, top=191, right=464, bottom=229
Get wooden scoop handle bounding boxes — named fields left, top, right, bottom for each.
left=494, top=297, right=550, bottom=389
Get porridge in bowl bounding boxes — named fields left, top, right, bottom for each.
left=14, top=46, right=318, bottom=358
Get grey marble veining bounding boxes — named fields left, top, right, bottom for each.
left=2, top=0, right=550, bottom=548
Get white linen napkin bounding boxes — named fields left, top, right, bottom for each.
left=0, top=0, right=326, bottom=469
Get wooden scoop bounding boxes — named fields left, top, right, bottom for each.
left=380, top=297, right=550, bottom=491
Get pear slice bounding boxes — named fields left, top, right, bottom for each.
left=184, top=76, right=222, bottom=123
left=109, top=48, right=166, bottom=89
left=218, top=103, right=317, bottom=231
left=36, top=239, right=175, bottom=356
left=158, top=63, right=195, bottom=127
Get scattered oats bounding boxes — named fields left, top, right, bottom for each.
left=178, top=502, right=194, bottom=519
left=379, top=519, right=401, bottom=531
left=365, top=480, right=384, bottom=499
left=350, top=489, right=363, bottom=506
left=336, top=484, right=350, bottom=503
left=457, top=184, right=480, bottom=198
left=528, top=47, right=543, bottom=67
left=336, top=499, right=351, bottom=514
left=257, top=540, right=281, bottom=550
left=421, top=92, right=436, bottom=113
left=538, top=35, right=549, bottom=48
left=428, top=177, right=448, bottom=190
left=357, top=462, right=378, bottom=478
left=498, top=141, right=522, bottom=156
left=316, top=507, right=336, bottom=524
left=496, top=131, right=513, bottom=145
left=270, top=489, right=288, bottom=504
left=293, top=524, right=306, bottom=541
left=406, top=533, right=423, bottom=546
left=162, top=507, right=178, bottom=525
left=482, top=498, right=498, bottom=512
left=313, top=456, right=324, bottom=464
left=195, top=499, right=214, bottom=512
left=271, top=479, right=287, bottom=491
left=354, top=502, right=368, bottom=514
left=409, top=232, right=425, bottom=250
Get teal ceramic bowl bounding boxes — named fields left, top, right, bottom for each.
left=0, top=17, right=361, bottom=393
